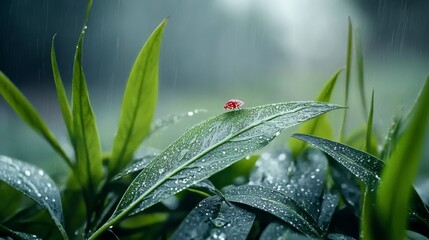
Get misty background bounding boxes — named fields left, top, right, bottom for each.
left=0, top=0, right=428, bottom=191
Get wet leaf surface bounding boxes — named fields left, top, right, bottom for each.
left=112, top=149, right=160, bottom=181
left=171, top=196, right=254, bottom=240
left=94, top=101, right=340, bottom=237
left=0, top=156, right=67, bottom=239
left=260, top=221, right=318, bottom=240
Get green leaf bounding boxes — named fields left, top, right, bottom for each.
left=0, top=156, right=68, bottom=240
left=171, top=196, right=255, bottom=240
left=292, top=134, right=429, bottom=227
left=293, top=134, right=383, bottom=189
left=339, top=17, right=353, bottom=142
left=0, top=72, right=72, bottom=168
left=209, top=154, right=258, bottom=188
left=260, top=222, right=317, bottom=240
left=51, top=35, right=73, bottom=138
left=224, top=185, right=323, bottom=237
left=355, top=28, right=368, bottom=117
left=112, top=149, right=160, bottom=181
left=0, top=225, right=42, bottom=240
left=318, top=190, right=339, bottom=232
left=89, top=101, right=342, bottom=239
left=249, top=149, right=328, bottom=222
left=376, top=76, right=429, bottom=240
left=110, top=19, right=168, bottom=176
left=0, top=182, right=22, bottom=222
left=289, top=69, right=343, bottom=156
left=71, top=14, right=103, bottom=193
left=379, top=115, right=402, bottom=160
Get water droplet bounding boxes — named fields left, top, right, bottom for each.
left=38, top=170, right=44, bottom=176
left=84, top=25, right=88, bottom=29
left=24, top=170, right=31, bottom=176
left=222, top=151, right=226, bottom=155
left=158, top=168, right=165, bottom=174
left=187, top=111, right=194, bottom=116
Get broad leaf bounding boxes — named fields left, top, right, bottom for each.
left=0, top=72, right=71, bottom=167
left=89, top=101, right=342, bottom=239
left=293, top=134, right=383, bottom=189
left=318, top=190, right=339, bottom=232
left=51, top=35, right=73, bottom=137
left=0, top=156, right=67, bottom=239
left=110, top=19, right=168, bottom=176
left=71, top=5, right=103, bottom=192
left=260, top=222, right=317, bottom=240
left=249, top=149, right=328, bottom=222
left=376, top=76, right=429, bottom=240
left=224, top=185, right=323, bottom=237
left=290, top=68, right=342, bottom=156
left=171, top=196, right=255, bottom=240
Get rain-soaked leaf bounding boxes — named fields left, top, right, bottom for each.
left=0, top=72, right=71, bottom=166
left=260, top=221, right=317, bottom=240
left=148, top=109, right=207, bottom=137
left=0, top=225, right=42, bottom=240
left=112, top=149, right=160, bottom=181
left=290, top=68, right=342, bottom=156
left=292, top=134, right=383, bottom=189
left=89, top=101, right=342, bottom=239
left=327, top=233, right=357, bottom=240
left=318, top=190, right=339, bottom=232
left=249, top=149, right=327, bottom=222
left=379, top=115, right=402, bottom=160
left=292, top=134, right=429, bottom=226
left=224, top=185, right=323, bottom=238
left=189, top=179, right=224, bottom=198
left=0, top=156, right=67, bottom=239
left=110, top=19, right=167, bottom=176
left=376, top=76, right=429, bottom=240
left=171, top=196, right=255, bottom=240
left=329, top=159, right=361, bottom=217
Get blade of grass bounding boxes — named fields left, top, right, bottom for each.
left=364, top=91, right=376, bottom=155
left=339, top=17, right=353, bottom=142
left=110, top=19, right=167, bottom=177
left=376, top=76, right=429, bottom=240
left=51, top=34, right=73, bottom=138
left=289, top=68, right=343, bottom=156
left=0, top=71, right=72, bottom=169
left=355, top=28, right=368, bottom=118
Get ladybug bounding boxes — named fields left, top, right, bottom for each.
left=224, top=99, right=245, bottom=110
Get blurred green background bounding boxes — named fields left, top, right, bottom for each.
left=0, top=0, right=428, bottom=198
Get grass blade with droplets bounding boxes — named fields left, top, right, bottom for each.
left=110, top=19, right=167, bottom=177
left=89, top=101, right=342, bottom=239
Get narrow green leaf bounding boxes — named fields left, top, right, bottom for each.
left=0, top=182, right=22, bottom=222
left=51, top=35, right=73, bottom=138
left=379, top=115, right=402, bottom=160
left=171, top=196, right=255, bottom=240
left=339, top=17, right=353, bottom=142
left=290, top=68, right=343, bottom=156
left=293, top=134, right=383, bottom=189
left=364, top=91, right=376, bottom=155
left=355, top=28, right=368, bottom=117
left=112, top=150, right=160, bottom=181
left=0, top=156, right=68, bottom=240
left=361, top=187, right=377, bottom=240
left=0, top=72, right=72, bottom=168
left=376, top=76, right=429, bottom=240
left=72, top=14, right=103, bottom=192
left=110, top=19, right=168, bottom=176
left=224, top=185, right=323, bottom=237
left=89, top=101, right=342, bottom=239
left=318, top=190, right=339, bottom=232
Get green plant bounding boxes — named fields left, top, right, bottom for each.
left=1, top=1, right=428, bottom=240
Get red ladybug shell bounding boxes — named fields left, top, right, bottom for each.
left=224, top=99, right=244, bottom=110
